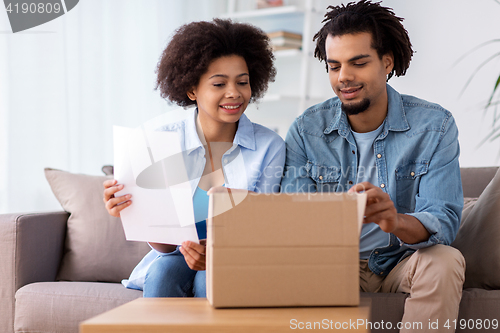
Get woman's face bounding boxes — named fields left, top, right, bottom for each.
left=188, top=55, right=251, bottom=127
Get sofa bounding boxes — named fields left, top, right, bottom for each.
left=1, top=167, right=500, bottom=333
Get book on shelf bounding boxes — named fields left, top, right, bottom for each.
left=257, top=0, right=284, bottom=9
left=267, top=31, right=302, bottom=40
left=267, top=30, right=302, bottom=51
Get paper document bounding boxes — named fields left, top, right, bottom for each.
left=357, top=192, right=367, bottom=235
left=113, top=126, right=199, bottom=245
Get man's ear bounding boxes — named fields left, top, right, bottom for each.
left=383, top=53, right=394, bottom=75
left=187, top=90, right=196, bottom=101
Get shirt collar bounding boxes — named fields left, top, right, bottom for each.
left=385, top=84, right=410, bottom=132
left=232, top=112, right=256, bottom=151
left=184, top=108, right=256, bottom=153
left=324, top=84, right=410, bottom=135
left=184, top=108, right=204, bottom=155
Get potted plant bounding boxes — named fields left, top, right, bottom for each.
left=457, top=0, right=500, bottom=144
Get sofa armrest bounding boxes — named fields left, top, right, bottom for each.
left=0, top=211, right=68, bottom=333
left=0, top=211, right=68, bottom=290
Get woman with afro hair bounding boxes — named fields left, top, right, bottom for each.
left=103, top=19, right=285, bottom=297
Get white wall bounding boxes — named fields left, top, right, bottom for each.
left=373, top=0, right=500, bottom=167
left=1, top=0, right=499, bottom=214
left=0, top=0, right=227, bottom=214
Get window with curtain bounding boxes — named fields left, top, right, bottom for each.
left=0, top=0, right=227, bottom=214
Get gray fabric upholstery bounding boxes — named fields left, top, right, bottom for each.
left=461, top=167, right=499, bottom=198
left=14, top=212, right=68, bottom=290
left=361, top=292, right=407, bottom=332
left=0, top=213, right=17, bottom=333
left=0, top=212, right=68, bottom=333
left=361, top=290, right=500, bottom=333
left=458, top=289, right=500, bottom=325
left=453, top=168, right=500, bottom=289
left=14, top=282, right=142, bottom=333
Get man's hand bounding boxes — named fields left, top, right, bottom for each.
left=180, top=240, right=206, bottom=271
left=348, top=181, right=430, bottom=244
left=349, top=182, right=399, bottom=233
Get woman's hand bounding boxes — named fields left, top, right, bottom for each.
left=180, top=239, right=206, bottom=271
left=103, top=179, right=131, bottom=217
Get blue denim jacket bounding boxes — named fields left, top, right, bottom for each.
left=281, top=85, right=463, bottom=276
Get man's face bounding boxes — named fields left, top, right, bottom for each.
left=325, top=32, right=394, bottom=116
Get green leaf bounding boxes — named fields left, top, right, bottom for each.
left=452, top=39, right=500, bottom=68
left=486, top=74, right=500, bottom=107
left=477, top=126, right=500, bottom=147
left=459, top=51, right=500, bottom=97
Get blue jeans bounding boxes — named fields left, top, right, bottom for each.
left=143, top=247, right=206, bottom=298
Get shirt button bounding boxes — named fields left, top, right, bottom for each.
left=374, top=251, right=379, bottom=254
left=223, top=158, right=228, bottom=164
left=352, top=150, right=355, bottom=154
left=379, top=272, right=384, bottom=275
left=410, top=171, right=415, bottom=177
left=380, top=184, right=385, bottom=188
left=348, top=180, right=353, bottom=185
left=377, top=154, right=382, bottom=158
left=319, top=175, right=323, bottom=180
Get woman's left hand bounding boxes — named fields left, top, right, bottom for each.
left=180, top=239, right=206, bottom=271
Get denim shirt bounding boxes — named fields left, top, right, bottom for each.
left=281, top=84, right=463, bottom=276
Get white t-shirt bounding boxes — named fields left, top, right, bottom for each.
left=352, top=123, right=390, bottom=260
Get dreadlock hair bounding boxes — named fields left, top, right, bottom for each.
left=313, top=0, right=413, bottom=80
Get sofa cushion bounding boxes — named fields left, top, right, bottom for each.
left=461, top=167, right=499, bottom=198
left=452, top=168, right=500, bottom=289
left=360, top=292, right=407, bottom=329
left=14, top=282, right=141, bottom=333
left=458, top=288, right=500, bottom=322
left=361, top=289, right=500, bottom=332
left=45, top=168, right=150, bottom=282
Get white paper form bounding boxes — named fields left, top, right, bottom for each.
left=113, top=126, right=199, bottom=245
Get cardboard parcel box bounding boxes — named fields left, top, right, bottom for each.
left=207, top=191, right=366, bottom=308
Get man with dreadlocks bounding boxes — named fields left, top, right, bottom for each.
left=281, top=1, right=464, bottom=331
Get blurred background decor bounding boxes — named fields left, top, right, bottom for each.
left=1, top=0, right=499, bottom=214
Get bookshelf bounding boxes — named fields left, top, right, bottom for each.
left=222, top=0, right=333, bottom=137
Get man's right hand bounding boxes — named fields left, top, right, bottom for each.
left=103, top=179, right=131, bottom=217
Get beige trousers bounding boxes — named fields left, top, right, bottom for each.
left=360, top=245, right=466, bottom=333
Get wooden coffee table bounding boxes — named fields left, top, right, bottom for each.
left=80, top=298, right=371, bottom=333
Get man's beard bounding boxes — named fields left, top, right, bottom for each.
left=341, top=98, right=370, bottom=116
